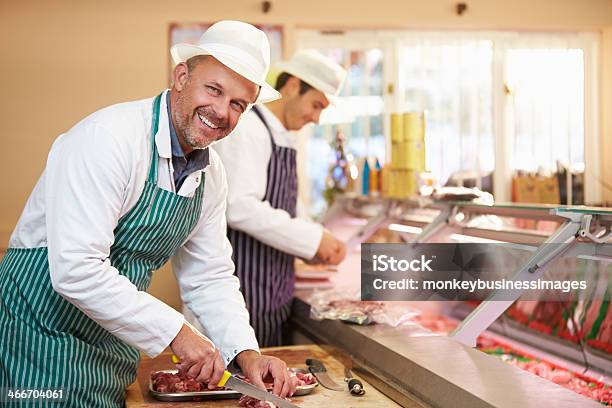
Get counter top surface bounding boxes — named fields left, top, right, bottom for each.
left=126, top=344, right=401, bottom=407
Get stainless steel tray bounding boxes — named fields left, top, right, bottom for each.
left=290, top=368, right=319, bottom=396
left=149, top=368, right=318, bottom=402
left=149, top=370, right=239, bottom=401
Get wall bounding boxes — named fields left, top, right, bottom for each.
left=603, top=27, right=612, bottom=203
left=1, top=0, right=611, bottom=309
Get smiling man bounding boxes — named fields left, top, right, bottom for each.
left=171, top=55, right=254, bottom=153
left=0, top=21, right=295, bottom=407
left=194, top=50, right=349, bottom=347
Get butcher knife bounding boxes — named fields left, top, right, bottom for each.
left=305, top=358, right=344, bottom=391
left=171, top=354, right=299, bottom=408
left=344, top=367, right=365, bottom=396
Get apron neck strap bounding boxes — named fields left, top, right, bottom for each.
left=251, top=105, right=275, bottom=147
left=147, top=93, right=163, bottom=183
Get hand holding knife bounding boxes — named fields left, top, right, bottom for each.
left=172, top=354, right=300, bottom=408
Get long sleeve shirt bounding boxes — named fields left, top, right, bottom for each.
left=9, top=90, right=259, bottom=364
left=213, top=105, right=323, bottom=260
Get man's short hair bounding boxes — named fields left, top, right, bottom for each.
left=274, top=72, right=313, bottom=95
left=186, top=55, right=209, bottom=74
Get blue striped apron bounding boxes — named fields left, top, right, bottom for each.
left=227, top=106, right=298, bottom=347
left=0, top=93, right=205, bottom=407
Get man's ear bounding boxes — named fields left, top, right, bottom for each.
left=173, top=63, right=189, bottom=92
left=282, top=76, right=301, bottom=97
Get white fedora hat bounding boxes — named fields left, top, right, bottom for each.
left=171, top=20, right=281, bottom=104
left=275, top=49, right=347, bottom=102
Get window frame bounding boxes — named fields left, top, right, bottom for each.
left=295, top=29, right=600, bottom=206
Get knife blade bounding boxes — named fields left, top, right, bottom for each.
left=220, top=373, right=300, bottom=408
left=305, top=358, right=344, bottom=391
left=172, top=355, right=299, bottom=408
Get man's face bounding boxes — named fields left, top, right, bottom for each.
left=171, top=56, right=259, bottom=151
left=282, top=78, right=330, bottom=131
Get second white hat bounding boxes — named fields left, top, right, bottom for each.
left=275, top=49, right=347, bottom=101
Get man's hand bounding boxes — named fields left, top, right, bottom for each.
left=314, top=231, right=346, bottom=265
left=236, top=350, right=297, bottom=397
left=170, top=322, right=226, bottom=389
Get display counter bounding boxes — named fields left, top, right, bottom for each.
left=290, top=196, right=611, bottom=407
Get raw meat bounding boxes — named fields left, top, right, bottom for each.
left=477, top=335, right=612, bottom=405
left=316, top=299, right=385, bottom=325
left=412, top=304, right=612, bottom=405
left=507, top=299, right=612, bottom=356
left=151, top=371, right=223, bottom=393
left=151, top=368, right=316, bottom=408
left=237, top=395, right=277, bottom=407
left=412, top=314, right=458, bottom=334
left=308, top=289, right=420, bottom=326
left=295, top=372, right=316, bottom=386
left=550, top=370, right=572, bottom=385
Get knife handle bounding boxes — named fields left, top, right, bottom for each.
left=305, top=358, right=326, bottom=372
left=217, top=370, right=232, bottom=387
left=348, top=378, right=366, bottom=396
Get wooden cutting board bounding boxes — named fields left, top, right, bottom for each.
left=126, top=344, right=400, bottom=407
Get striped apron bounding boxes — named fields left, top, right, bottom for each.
left=0, top=93, right=205, bottom=407
left=228, top=106, right=298, bottom=347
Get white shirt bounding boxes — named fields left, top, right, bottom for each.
left=8, top=90, right=259, bottom=363
left=213, top=105, right=323, bottom=260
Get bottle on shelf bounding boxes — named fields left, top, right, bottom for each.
left=323, top=127, right=358, bottom=205
left=362, top=158, right=371, bottom=196
left=369, top=157, right=383, bottom=197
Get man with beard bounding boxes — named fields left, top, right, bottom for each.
left=0, top=21, right=295, bottom=407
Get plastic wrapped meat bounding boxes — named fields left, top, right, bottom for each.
left=309, top=289, right=420, bottom=326
left=324, top=299, right=385, bottom=324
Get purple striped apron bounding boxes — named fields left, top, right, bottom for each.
left=227, top=106, right=298, bottom=347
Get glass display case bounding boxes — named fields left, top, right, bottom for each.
left=291, top=196, right=611, bottom=406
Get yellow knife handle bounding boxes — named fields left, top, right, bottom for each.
left=171, top=354, right=231, bottom=388
left=217, top=370, right=232, bottom=387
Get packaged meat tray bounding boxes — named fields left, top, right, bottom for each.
left=149, top=368, right=318, bottom=402
left=308, top=288, right=421, bottom=326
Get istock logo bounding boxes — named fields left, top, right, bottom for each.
left=372, top=254, right=434, bottom=272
